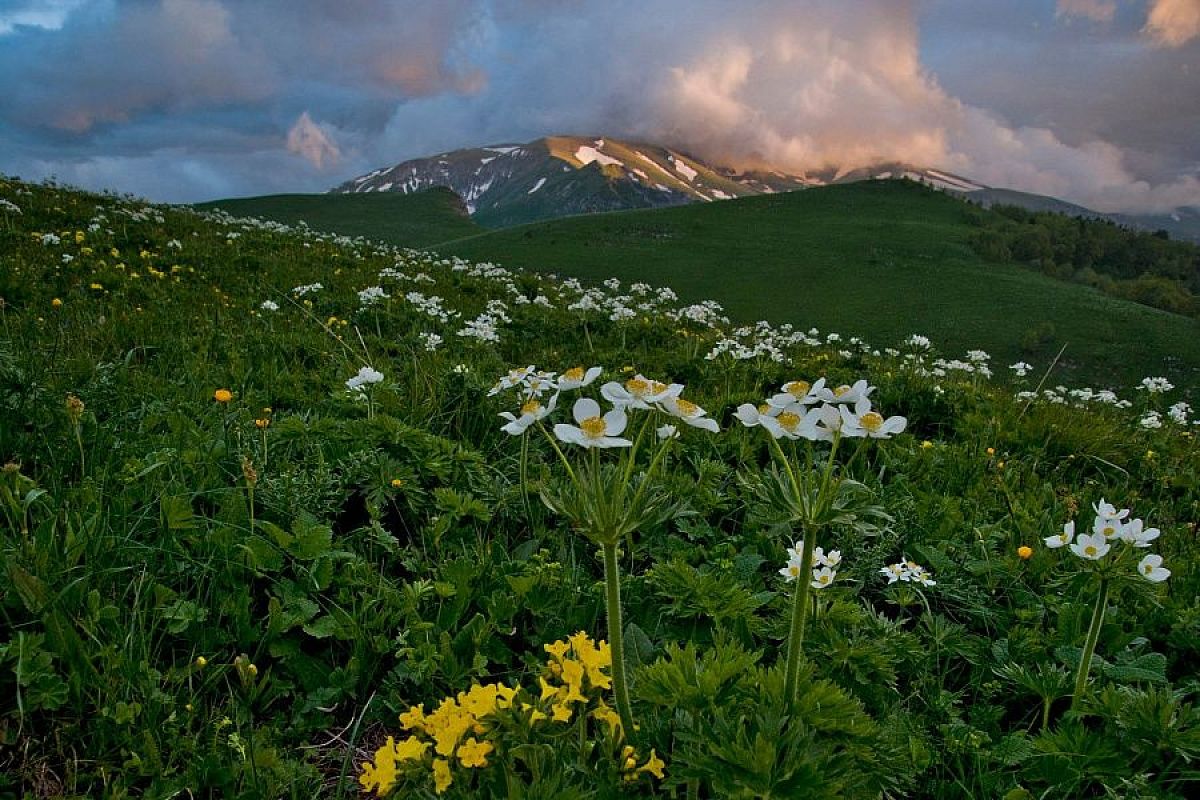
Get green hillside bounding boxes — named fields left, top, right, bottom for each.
left=438, top=180, right=1200, bottom=388
left=3, top=176, right=1199, bottom=798
left=195, top=187, right=481, bottom=247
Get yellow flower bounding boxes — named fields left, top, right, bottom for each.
left=921, top=440, right=933, bottom=449
left=359, top=737, right=401, bottom=797
left=1017, top=545, right=1033, bottom=560
left=214, top=389, right=233, bottom=403
left=432, top=758, right=453, bottom=794
left=986, top=447, right=995, bottom=456
left=551, top=703, right=573, bottom=722
left=255, top=418, right=270, bottom=429
left=639, top=749, right=666, bottom=779
left=457, top=737, right=494, bottom=768
left=390, top=478, right=404, bottom=488
left=399, top=705, right=426, bottom=731
left=51, top=297, right=63, bottom=308
left=592, top=701, right=622, bottom=736
left=543, top=639, right=571, bottom=661
left=195, top=656, right=208, bottom=668
left=395, top=735, right=428, bottom=762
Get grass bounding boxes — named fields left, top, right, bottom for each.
left=437, top=180, right=1200, bottom=389
left=194, top=187, right=481, bottom=248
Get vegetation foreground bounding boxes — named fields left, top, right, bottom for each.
left=1, top=177, right=1199, bottom=799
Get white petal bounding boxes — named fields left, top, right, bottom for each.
left=573, top=397, right=601, bottom=424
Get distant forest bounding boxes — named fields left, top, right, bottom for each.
left=966, top=203, right=1200, bottom=317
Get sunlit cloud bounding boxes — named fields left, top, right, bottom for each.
left=287, top=112, right=341, bottom=169
left=1144, top=0, right=1200, bottom=46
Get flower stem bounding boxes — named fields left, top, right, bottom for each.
left=1071, top=576, right=1109, bottom=710
left=784, top=527, right=817, bottom=706
left=602, top=542, right=636, bottom=738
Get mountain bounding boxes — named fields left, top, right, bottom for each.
left=333, top=135, right=1200, bottom=241
left=331, top=135, right=985, bottom=228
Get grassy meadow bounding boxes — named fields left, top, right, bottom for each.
left=1, top=176, right=1199, bottom=799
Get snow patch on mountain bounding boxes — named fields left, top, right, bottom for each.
left=528, top=177, right=546, bottom=194
left=576, top=145, right=622, bottom=168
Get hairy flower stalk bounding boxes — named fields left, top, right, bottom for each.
left=1072, top=577, right=1109, bottom=709
left=783, top=529, right=816, bottom=703
left=602, top=541, right=635, bottom=737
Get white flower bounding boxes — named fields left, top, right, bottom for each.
left=1140, top=412, right=1163, bottom=430
left=734, top=402, right=778, bottom=428
left=838, top=401, right=907, bottom=439
left=767, top=378, right=826, bottom=409
left=1009, top=362, right=1032, bottom=377
left=1168, top=402, right=1191, bottom=425
left=553, top=398, right=632, bottom=449
left=260, top=299, right=279, bottom=311
left=815, top=379, right=873, bottom=405
left=815, top=548, right=842, bottom=568
left=1120, top=518, right=1160, bottom=548
left=1069, top=532, right=1111, bottom=561
left=452, top=363, right=469, bottom=374
left=1137, top=554, right=1170, bottom=583
left=904, top=334, right=931, bottom=349
left=357, top=286, right=389, bottom=306
left=656, top=424, right=679, bottom=440
left=660, top=396, right=719, bottom=432
left=811, top=566, right=838, bottom=589
left=1091, top=515, right=1126, bottom=541
left=779, top=556, right=805, bottom=583
left=346, top=366, right=384, bottom=392
left=1093, top=499, right=1130, bottom=522
left=759, top=404, right=808, bottom=440
left=1138, top=376, right=1174, bottom=394
left=796, top=403, right=844, bottom=442
left=600, top=375, right=682, bottom=410
left=488, top=365, right=535, bottom=396
left=882, top=560, right=935, bottom=586
left=499, top=393, right=558, bottom=436
left=880, top=563, right=904, bottom=584
left=1045, top=520, right=1074, bottom=549
left=419, top=332, right=443, bottom=352
left=555, top=366, right=602, bottom=391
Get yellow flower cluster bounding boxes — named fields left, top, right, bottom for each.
left=360, top=681, right=515, bottom=797
left=620, top=744, right=666, bottom=782
left=539, top=632, right=613, bottom=725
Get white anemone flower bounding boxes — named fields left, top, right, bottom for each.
left=815, top=379, right=873, bottom=405
left=1069, top=532, right=1111, bottom=560
left=779, top=556, right=805, bottom=583
left=1093, top=499, right=1130, bottom=522
left=488, top=365, right=536, bottom=396
left=1120, top=518, right=1161, bottom=548
left=346, top=366, right=384, bottom=392
left=759, top=405, right=808, bottom=440
left=815, top=548, right=842, bottom=568
left=523, top=370, right=558, bottom=397
left=767, top=378, right=827, bottom=409
left=661, top=396, right=720, bottom=432
left=556, top=366, right=602, bottom=391
left=553, top=398, right=632, bottom=449
left=811, top=566, right=838, bottom=589
left=839, top=401, right=907, bottom=439
left=499, top=393, right=558, bottom=436
left=734, top=402, right=780, bottom=428
left=1137, top=554, right=1170, bottom=583
left=1045, top=521, right=1074, bottom=549
left=1091, top=515, right=1126, bottom=541
left=880, top=563, right=905, bottom=584
left=798, top=403, right=844, bottom=442
left=600, top=375, right=683, bottom=410
left=656, top=424, right=680, bottom=440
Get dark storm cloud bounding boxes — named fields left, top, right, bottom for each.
left=1, top=0, right=1197, bottom=210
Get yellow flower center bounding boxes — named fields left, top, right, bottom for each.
left=784, top=380, right=810, bottom=398
left=1143, top=564, right=1152, bottom=574
left=1102, top=525, right=1115, bottom=537
left=818, top=575, right=830, bottom=584
left=861, top=412, right=884, bottom=432
left=835, top=384, right=852, bottom=396
left=789, top=565, right=801, bottom=576
left=1084, top=545, right=1097, bottom=556
left=675, top=398, right=698, bottom=417
left=651, top=381, right=668, bottom=394
left=521, top=399, right=541, bottom=415
left=581, top=416, right=607, bottom=438
left=758, top=404, right=771, bottom=414
left=564, top=367, right=584, bottom=382
left=625, top=378, right=649, bottom=396
left=777, top=411, right=801, bottom=432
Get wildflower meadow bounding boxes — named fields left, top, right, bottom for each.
left=1, top=175, right=1198, bottom=798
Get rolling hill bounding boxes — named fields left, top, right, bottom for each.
left=435, top=180, right=1200, bottom=388
left=193, top=187, right=481, bottom=247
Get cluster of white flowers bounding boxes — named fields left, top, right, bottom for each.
left=41, top=233, right=61, bottom=246
left=291, top=282, right=323, bottom=297
left=1009, top=361, right=1032, bottom=378
left=779, top=543, right=842, bottom=589
left=1044, top=499, right=1169, bottom=582
left=260, top=299, right=279, bottom=312
left=167, top=238, right=182, bottom=250
left=1140, top=411, right=1164, bottom=430
left=904, top=334, right=932, bottom=350
left=404, top=291, right=456, bottom=323
left=0, top=198, right=21, bottom=214
left=490, top=366, right=719, bottom=446
left=1167, top=401, right=1192, bottom=425
left=457, top=312, right=502, bottom=343
left=345, top=366, right=384, bottom=393
left=357, top=286, right=389, bottom=307
left=735, top=378, right=906, bottom=441
left=880, top=560, right=936, bottom=586
left=1017, top=385, right=1133, bottom=410
left=1139, top=376, right=1174, bottom=394
left=418, top=331, right=443, bottom=352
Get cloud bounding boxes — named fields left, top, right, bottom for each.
left=1144, top=0, right=1200, bottom=46
left=1, top=0, right=1196, bottom=212
left=1056, top=0, right=1116, bottom=22
left=287, top=112, right=341, bottom=169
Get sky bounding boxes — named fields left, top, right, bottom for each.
left=0, top=0, right=1197, bottom=212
